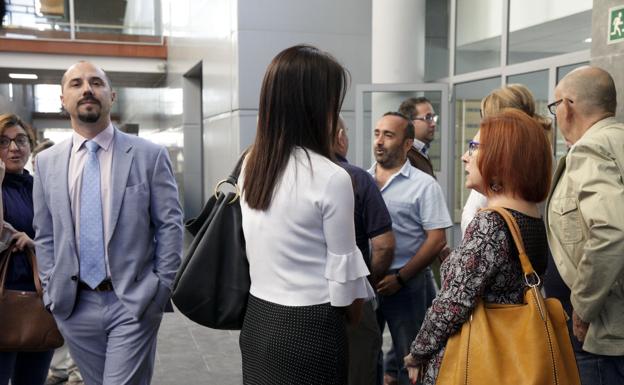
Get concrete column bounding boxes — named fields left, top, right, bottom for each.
left=370, top=0, right=426, bottom=162
left=372, top=0, right=426, bottom=83
left=591, top=0, right=624, bottom=119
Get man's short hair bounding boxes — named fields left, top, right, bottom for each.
left=398, top=97, right=431, bottom=120
left=382, top=111, right=415, bottom=140
left=60, top=61, right=113, bottom=90
left=32, top=138, right=55, bottom=158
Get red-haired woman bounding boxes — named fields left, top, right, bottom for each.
left=403, top=109, right=552, bottom=384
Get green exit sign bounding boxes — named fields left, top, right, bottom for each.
left=609, top=5, right=624, bottom=44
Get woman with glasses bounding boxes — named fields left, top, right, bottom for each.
left=403, top=109, right=552, bottom=384
left=461, top=84, right=552, bottom=236
left=0, top=113, right=55, bottom=385
left=239, top=45, right=374, bottom=385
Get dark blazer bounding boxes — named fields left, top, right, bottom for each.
left=407, top=147, right=435, bottom=178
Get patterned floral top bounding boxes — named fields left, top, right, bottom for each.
left=409, top=209, right=548, bottom=385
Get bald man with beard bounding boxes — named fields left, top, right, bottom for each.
left=545, top=66, right=624, bottom=384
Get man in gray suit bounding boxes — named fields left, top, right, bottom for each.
left=33, top=61, right=183, bottom=385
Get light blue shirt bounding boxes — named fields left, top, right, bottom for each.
left=368, top=160, right=452, bottom=270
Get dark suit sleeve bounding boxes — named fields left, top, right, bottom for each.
left=149, top=147, right=183, bottom=291
left=361, top=172, right=392, bottom=238
left=32, top=155, right=55, bottom=307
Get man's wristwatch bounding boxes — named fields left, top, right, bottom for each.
left=395, top=271, right=406, bottom=287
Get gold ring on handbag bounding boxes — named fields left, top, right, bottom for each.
left=214, top=178, right=240, bottom=204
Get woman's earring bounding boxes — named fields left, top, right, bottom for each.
left=490, top=182, right=502, bottom=192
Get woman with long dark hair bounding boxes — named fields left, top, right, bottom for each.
left=239, top=45, right=374, bottom=385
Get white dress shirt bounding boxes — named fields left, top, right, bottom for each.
left=68, top=123, right=114, bottom=276
left=412, top=139, right=430, bottom=158
left=240, top=147, right=375, bottom=307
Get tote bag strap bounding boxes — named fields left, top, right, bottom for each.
left=0, top=245, right=12, bottom=295
left=25, top=247, right=44, bottom=296
left=230, top=147, right=250, bottom=182
left=483, top=207, right=540, bottom=287
left=213, top=148, right=250, bottom=205
left=0, top=245, right=44, bottom=297
left=189, top=148, right=250, bottom=234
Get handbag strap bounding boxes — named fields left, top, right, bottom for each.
left=192, top=149, right=249, bottom=228
left=0, top=245, right=44, bottom=297
left=483, top=207, right=540, bottom=287
left=0, top=246, right=11, bottom=294
left=229, top=147, right=249, bottom=183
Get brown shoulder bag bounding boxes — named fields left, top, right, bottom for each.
left=0, top=245, right=64, bottom=351
left=436, top=207, right=581, bottom=385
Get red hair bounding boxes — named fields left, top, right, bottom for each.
left=478, top=109, right=552, bottom=202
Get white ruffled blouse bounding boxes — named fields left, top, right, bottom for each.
left=240, top=147, right=375, bottom=307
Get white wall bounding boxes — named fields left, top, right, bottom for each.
left=457, top=0, right=592, bottom=46
left=164, top=0, right=372, bottom=194
left=124, top=0, right=156, bottom=35
left=236, top=0, right=372, bottom=112
left=163, top=0, right=237, bottom=197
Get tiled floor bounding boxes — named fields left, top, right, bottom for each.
left=151, top=308, right=393, bottom=385
left=152, top=310, right=242, bottom=385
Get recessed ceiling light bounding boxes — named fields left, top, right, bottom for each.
left=584, top=37, right=592, bottom=43
left=9, top=73, right=39, bottom=80
left=4, top=33, right=36, bottom=39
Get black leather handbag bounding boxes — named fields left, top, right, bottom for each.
left=172, top=153, right=249, bottom=330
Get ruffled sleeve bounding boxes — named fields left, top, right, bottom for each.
left=322, top=167, right=375, bottom=306
left=325, top=248, right=375, bottom=306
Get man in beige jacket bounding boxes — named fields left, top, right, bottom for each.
left=546, top=66, right=624, bottom=384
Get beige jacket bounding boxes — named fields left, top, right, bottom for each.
left=546, top=117, right=624, bottom=355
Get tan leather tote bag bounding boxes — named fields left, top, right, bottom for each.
left=436, top=207, right=580, bottom=385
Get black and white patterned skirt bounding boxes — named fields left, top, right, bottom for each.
left=239, top=294, right=348, bottom=385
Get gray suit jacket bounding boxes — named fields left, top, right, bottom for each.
left=33, top=129, right=183, bottom=320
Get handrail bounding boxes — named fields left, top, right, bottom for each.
left=2, top=0, right=164, bottom=46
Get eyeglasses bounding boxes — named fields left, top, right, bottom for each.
left=0, top=134, right=30, bottom=149
left=468, top=140, right=480, bottom=156
left=413, top=114, right=438, bottom=124
left=547, top=98, right=573, bottom=115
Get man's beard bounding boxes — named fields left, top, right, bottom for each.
left=375, top=148, right=403, bottom=169
left=78, top=110, right=101, bottom=123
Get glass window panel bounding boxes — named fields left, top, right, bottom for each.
left=425, top=0, right=449, bottom=81
left=41, top=128, right=73, bottom=144
left=74, top=0, right=158, bottom=39
left=8, top=0, right=34, bottom=7
left=455, top=0, right=502, bottom=75
left=453, top=77, right=500, bottom=221
left=35, top=84, right=62, bottom=113
left=508, top=0, right=592, bottom=65
left=506, top=69, right=551, bottom=142
left=553, top=62, right=589, bottom=161
left=4, top=0, right=160, bottom=42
